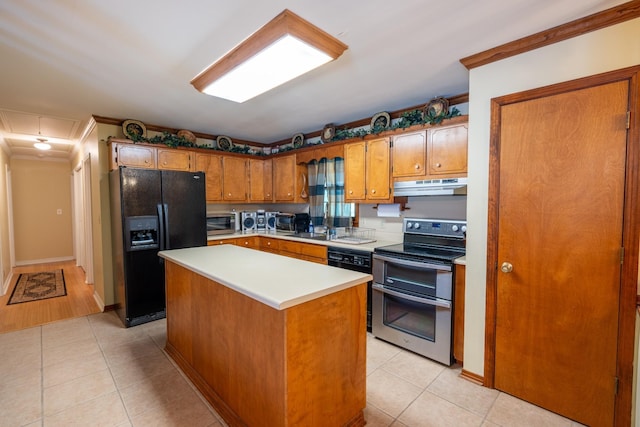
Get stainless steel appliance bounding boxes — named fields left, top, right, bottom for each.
left=275, top=213, right=296, bottom=231
left=255, top=209, right=266, bottom=231
left=206, top=211, right=238, bottom=236
left=110, top=167, right=207, bottom=327
left=372, top=218, right=466, bottom=365
left=328, top=247, right=373, bottom=332
left=241, top=211, right=256, bottom=232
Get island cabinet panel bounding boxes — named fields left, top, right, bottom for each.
left=194, top=153, right=223, bottom=202
left=222, top=156, right=248, bottom=201
left=164, top=261, right=366, bottom=427
left=157, top=148, right=193, bottom=171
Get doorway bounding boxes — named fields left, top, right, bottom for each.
left=485, top=68, right=639, bottom=426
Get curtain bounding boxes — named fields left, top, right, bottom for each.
left=307, top=160, right=325, bottom=226
left=307, top=157, right=350, bottom=227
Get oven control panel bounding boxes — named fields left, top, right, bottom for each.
left=404, top=218, right=467, bottom=238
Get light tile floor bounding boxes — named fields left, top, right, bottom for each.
left=0, top=311, right=583, bottom=427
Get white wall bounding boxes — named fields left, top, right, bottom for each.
left=465, top=18, right=640, bottom=378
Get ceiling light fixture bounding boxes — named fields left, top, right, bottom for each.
left=34, top=116, right=51, bottom=150
left=191, top=9, right=348, bottom=103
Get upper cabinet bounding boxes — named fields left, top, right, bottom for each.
left=157, top=148, right=193, bottom=171
left=249, top=158, right=273, bottom=202
left=222, top=156, right=248, bottom=202
left=392, top=120, right=468, bottom=180
left=427, top=122, right=468, bottom=177
left=344, top=138, right=392, bottom=202
left=273, top=154, right=296, bottom=202
left=109, top=141, right=157, bottom=170
left=194, top=152, right=223, bottom=202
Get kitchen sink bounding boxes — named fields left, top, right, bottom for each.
left=294, top=232, right=329, bottom=241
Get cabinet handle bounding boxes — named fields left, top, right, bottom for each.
left=227, top=192, right=232, bottom=197
left=349, top=190, right=353, bottom=195
left=435, top=163, right=442, bottom=168
left=144, top=160, right=149, bottom=164
left=415, top=164, right=421, bottom=170
left=371, top=189, right=376, bottom=194
left=287, top=192, right=292, bottom=196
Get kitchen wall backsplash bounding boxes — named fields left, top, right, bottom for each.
left=359, top=195, right=467, bottom=242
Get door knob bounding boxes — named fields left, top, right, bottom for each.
left=500, top=262, right=513, bottom=273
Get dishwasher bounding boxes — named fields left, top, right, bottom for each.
left=327, top=246, right=373, bottom=332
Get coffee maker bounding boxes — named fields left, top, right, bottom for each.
left=293, top=213, right=310, bottom=233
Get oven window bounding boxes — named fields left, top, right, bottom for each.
left=386, top=263, right=437, bottom=296
left=382, top=293, right=436, bottom=342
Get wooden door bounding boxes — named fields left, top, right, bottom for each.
left=366, top=138, right=391, bottom=201
left=492, top=80, right=629, bottom=426
left=158, top=148, right=192, bottom=171
left=248, top=158, right=266, bottom=202
left=273, top=155, right=296, bottom=201
left=115, top=143, right=156, bottom=169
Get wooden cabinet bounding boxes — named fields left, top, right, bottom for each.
left=273, top=155, right=296, bottom=202
left=453, top=263, right=465, bottom=363
left=157, top=148, right=193, bottom=171
left=194, top=152, right=223, bottom=202
left=295, top=144, right=344, bottom=164
left=392, top=130, right=426, bottom=178
left=207, top=236, right=258, bottom=248
left=427, top=122, right=468, bottom=176
left=259, top=236, right=280, bottom=253
left=344, top=138, right=392, bottom=202
left=110, top=141, right=157, bottom=169
left=222, top=156, right=248, bottom=202
left=278, top=239, right=327, bottom=264
left=392, top=120, right=468, bottom=181
left=249, top=158, right=272, bottom=202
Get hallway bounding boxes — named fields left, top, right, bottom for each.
left=0, top=261, right=101, bottom=333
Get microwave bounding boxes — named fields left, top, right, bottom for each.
left=206, top=212, right=239, bottom=236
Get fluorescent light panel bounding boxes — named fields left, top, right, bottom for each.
left=191, top=9, right=347, bottom=103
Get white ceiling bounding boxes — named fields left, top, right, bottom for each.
left=0, top=0, right=628, bottom=160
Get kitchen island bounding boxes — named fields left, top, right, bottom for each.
left=158, top=245, right=372, bottom=427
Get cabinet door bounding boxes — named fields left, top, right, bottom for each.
left=344, top=142, right=366, bottom=201
left=273, top=155, right=296, bottom=201
left=392, top=131, right=426, bottom=178
left=222, top=156, right=248, bottom=201
left=248, top=159, right=267, bottom=202
left=263, top=158, right=273, bottom=201
left=158, top=148, right=192, bottom=171
left=427, top=123, right=468, bottom=176
left=115, top=144, right=157, bottom=169
left=453, top=264, right=465, bottom=363
left=195, top=153, right=223, bottom=202
left=366, top=138, right=391, bottom=200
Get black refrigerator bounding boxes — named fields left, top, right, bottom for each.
left=110, top=167, right=207, bottom=327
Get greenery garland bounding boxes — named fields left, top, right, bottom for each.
left=118, top=106, right=461, bottom=154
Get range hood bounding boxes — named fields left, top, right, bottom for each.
left=393, top=177, right=468, bottom=196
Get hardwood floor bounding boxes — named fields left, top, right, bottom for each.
left=0, top=260, right=101, bottom=334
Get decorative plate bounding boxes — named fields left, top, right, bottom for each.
left=292, top=133, right=305, bottom=148
left=216, top=135, right=233, bottom=151
left=370, top=112, right=390, bottom=129
left=424, top=97, right=450, bottom=118
left=320, top=124, right=335, bottom=143
left=122, top=119, right=146, bottom=139
left=177, top=129, right=196, bottom=143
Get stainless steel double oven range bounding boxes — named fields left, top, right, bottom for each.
left=372, top=218, right=466, bottom=365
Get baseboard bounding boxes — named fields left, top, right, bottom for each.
left=93, top=291, right=105, bottom=312
left=2, top=272, right=13, bottom=295
left=14, top=256, right=75, bottom=266
left=460, top=369, right=485, bottom=386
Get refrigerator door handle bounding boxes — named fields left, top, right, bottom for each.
left=157, top=204, right=166, bottom=250
left=162, top=203, right=170, bottom=249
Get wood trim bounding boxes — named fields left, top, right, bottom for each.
left=460, top=0, right=640, bottom=69
left=459, top=369, right=484, bottom=386
left=485, top=65, right=640, bottom=427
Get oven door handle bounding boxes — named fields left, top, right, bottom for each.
left=372, top=283, right=451, bottom=309
left=372, top=254, right=452, bottom=272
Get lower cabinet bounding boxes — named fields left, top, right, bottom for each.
left=208, top=236, right=327, bottom=264
left=453, top=263, right=466, bottom=363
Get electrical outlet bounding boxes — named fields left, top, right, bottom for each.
left=57, top=209, right=62, bottom=215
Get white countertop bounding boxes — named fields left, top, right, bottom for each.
left=208, top=231, right=401, bottom=252
left=159, top=245, right=373, bottom=310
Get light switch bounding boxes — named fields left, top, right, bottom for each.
left=57, top=209, right=62, bottom=215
